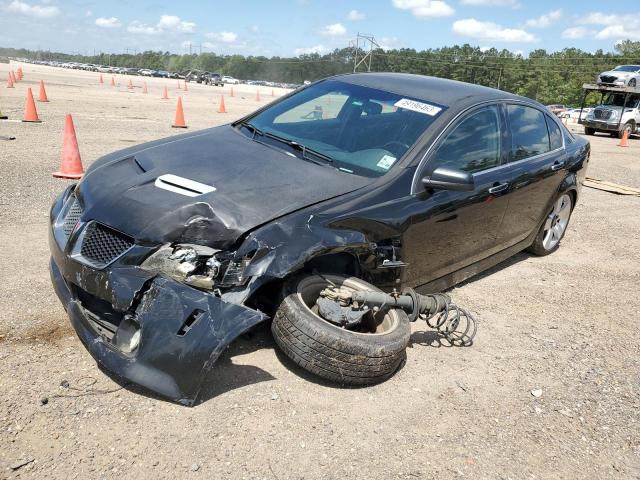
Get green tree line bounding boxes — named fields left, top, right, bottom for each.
left=2, top=40, right=640, bottom=106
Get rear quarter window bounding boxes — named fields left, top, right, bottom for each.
left=545, top=115, right=563, bottom=150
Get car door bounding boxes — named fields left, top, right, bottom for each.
left=496, top=104, right=567, bottom=246
left=402, top=103, right=515, bottom=288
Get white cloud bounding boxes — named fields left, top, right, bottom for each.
left=95, top=17, right=121, bottom=28
left=295, top=44, right=329, bottom=55
left=320, top=23, right=347, bottom=36
left=347, top=9, right=365, bottom=21
left=453, top=18, right=539, bottom=42
left=525, top=9, right=562, bottom=28
left=460, top=0, right=518, bottom=6
left=596, top=25, right=640, bottom=41
left=576, top=12, right=640, bottom=41
left=561, top=26, right=592, bottom=40
left=205, top=31, right=238, bottom=43
left=392, top=0, right=454, bottom=17
left=157, top=15, right=195, bottom=32
left=128, top=14, right=195, bottom=35
left=4, top=0, right=59, bottom=18
left=578, top=12, right=621, bottom=26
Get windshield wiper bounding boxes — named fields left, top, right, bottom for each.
left=239, top=122, right=264, bottom=139
left=263, top=132, right=334, bottom=165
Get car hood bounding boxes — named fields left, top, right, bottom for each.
left=76, top=125, right=370, bottom=249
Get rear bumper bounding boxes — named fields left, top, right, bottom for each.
left=48, top=191, right=268, bottom=406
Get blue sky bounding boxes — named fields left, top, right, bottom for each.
left=0, top=0, right=637, bottom=56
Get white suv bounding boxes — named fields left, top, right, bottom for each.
left=597, top=65, right=640, bottom=87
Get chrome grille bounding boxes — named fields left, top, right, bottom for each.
left=593, top=109, right=612, bottom=120
left=80, top=223, right=134, bottom=268
left=63, top=198, right=83, bottom=237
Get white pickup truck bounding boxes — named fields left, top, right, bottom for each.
left=582, top=90, right=640, bottom=138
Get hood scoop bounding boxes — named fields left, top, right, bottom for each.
left=154, top=174, right=216, bottom=197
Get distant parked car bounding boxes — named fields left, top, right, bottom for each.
left=139, top=69, right=154, bottom=76
left=153, top=70, right=170, bottom=78
left=222, top=75, right=239, bottom=85
left=204, top=73, right=224, bottom=87
left=597, top=65, right=640, bottom=87
left=561, top=108, right=592, bottom=120
left=546, top=104, right=567, bottom=117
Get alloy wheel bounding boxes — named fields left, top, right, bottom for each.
left=542, top=194, right=572, bottom=250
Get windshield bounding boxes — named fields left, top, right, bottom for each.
left=239, top=79, right=446, bottom=177
left=603, top=93, right=640, bottom=108
left=613, top=65, right=640, bottom=72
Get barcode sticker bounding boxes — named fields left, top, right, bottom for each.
left=394, top=98, right=442, bottom=116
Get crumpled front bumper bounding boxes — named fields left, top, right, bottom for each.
left=49, top=191, right=268, bottom=406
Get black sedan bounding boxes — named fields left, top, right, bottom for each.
left=49, top=73, right=589, bottom=405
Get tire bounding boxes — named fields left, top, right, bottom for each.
left=271, top=275, right=410, bottom=386
left=527, top=193, right=573, bottom=256
left=584, top=127, right=595, bottom=135
left=618, top=122, right=633, bottom=139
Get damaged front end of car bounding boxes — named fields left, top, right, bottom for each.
left=49, top=186, right=276, bottom=406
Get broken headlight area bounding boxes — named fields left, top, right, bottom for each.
left=140, top=244, right=256, bottom=290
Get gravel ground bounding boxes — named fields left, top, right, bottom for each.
left=0, top=63, right=639, bottom=480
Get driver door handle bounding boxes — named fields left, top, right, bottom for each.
left=551, top=161, right=565, bottom=171
left=488, top=183, right=509, bottom=194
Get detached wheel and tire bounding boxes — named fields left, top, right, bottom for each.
left=528, top=193, right=573, bottom=256
left=271, top=275, right=410, bottom=385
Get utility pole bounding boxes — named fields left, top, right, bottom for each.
left=352, top=33, right=379, bottom=73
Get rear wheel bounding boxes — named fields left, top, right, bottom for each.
left=528, top=193, right=573, bottom=256
left=271, top=275, right=410, bottom=385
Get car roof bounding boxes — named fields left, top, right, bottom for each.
left=331, top=72, right=528, bottom=111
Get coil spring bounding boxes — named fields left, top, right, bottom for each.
left=420, top=293, right=477, bottom=346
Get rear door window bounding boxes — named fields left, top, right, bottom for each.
left=507, top=105, right=551, bottom=161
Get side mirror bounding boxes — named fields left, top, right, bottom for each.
left=421, top=167, right=475, bottom=192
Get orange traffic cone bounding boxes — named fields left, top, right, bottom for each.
left=618, top=129, right=630, bottom=147
left=177, top=80, right=181, bottom=89
left=22, top=88, right=41, bottom=123
left=6, top=73, right=14, bottom=88
left=38, top=80, right=49, bottom=102
left=99, top=74, right=104, bottom=84
left=143, top=82, right=148, bottom=94
left=162, top=86, right=169, bottom=99
left=17, top=67, right=23, bottom=80
left=172, top=97, right=187, bottom=128
left=111, top=76, right=116, bottom=87
left=10, top=71, right=17, bottom=84
left=128, top=79, right=133, bottom=90
left=184, top=82, right=188, bottom=92
left=53, top=114, right=84, bottom=179
left=271, top=89, right=275, bottom=97
left=218, top=95, right=226, bottom=113
left=230, top=87, right=235, bottom=97
left=255, top=90, right=261, bottom=101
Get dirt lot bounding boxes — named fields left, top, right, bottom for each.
left=0, top=63, right=639, bottom=480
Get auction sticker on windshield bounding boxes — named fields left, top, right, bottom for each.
left=394, top=98, right=443, bottom=116
left=377, top=155, right=396, bottom=170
